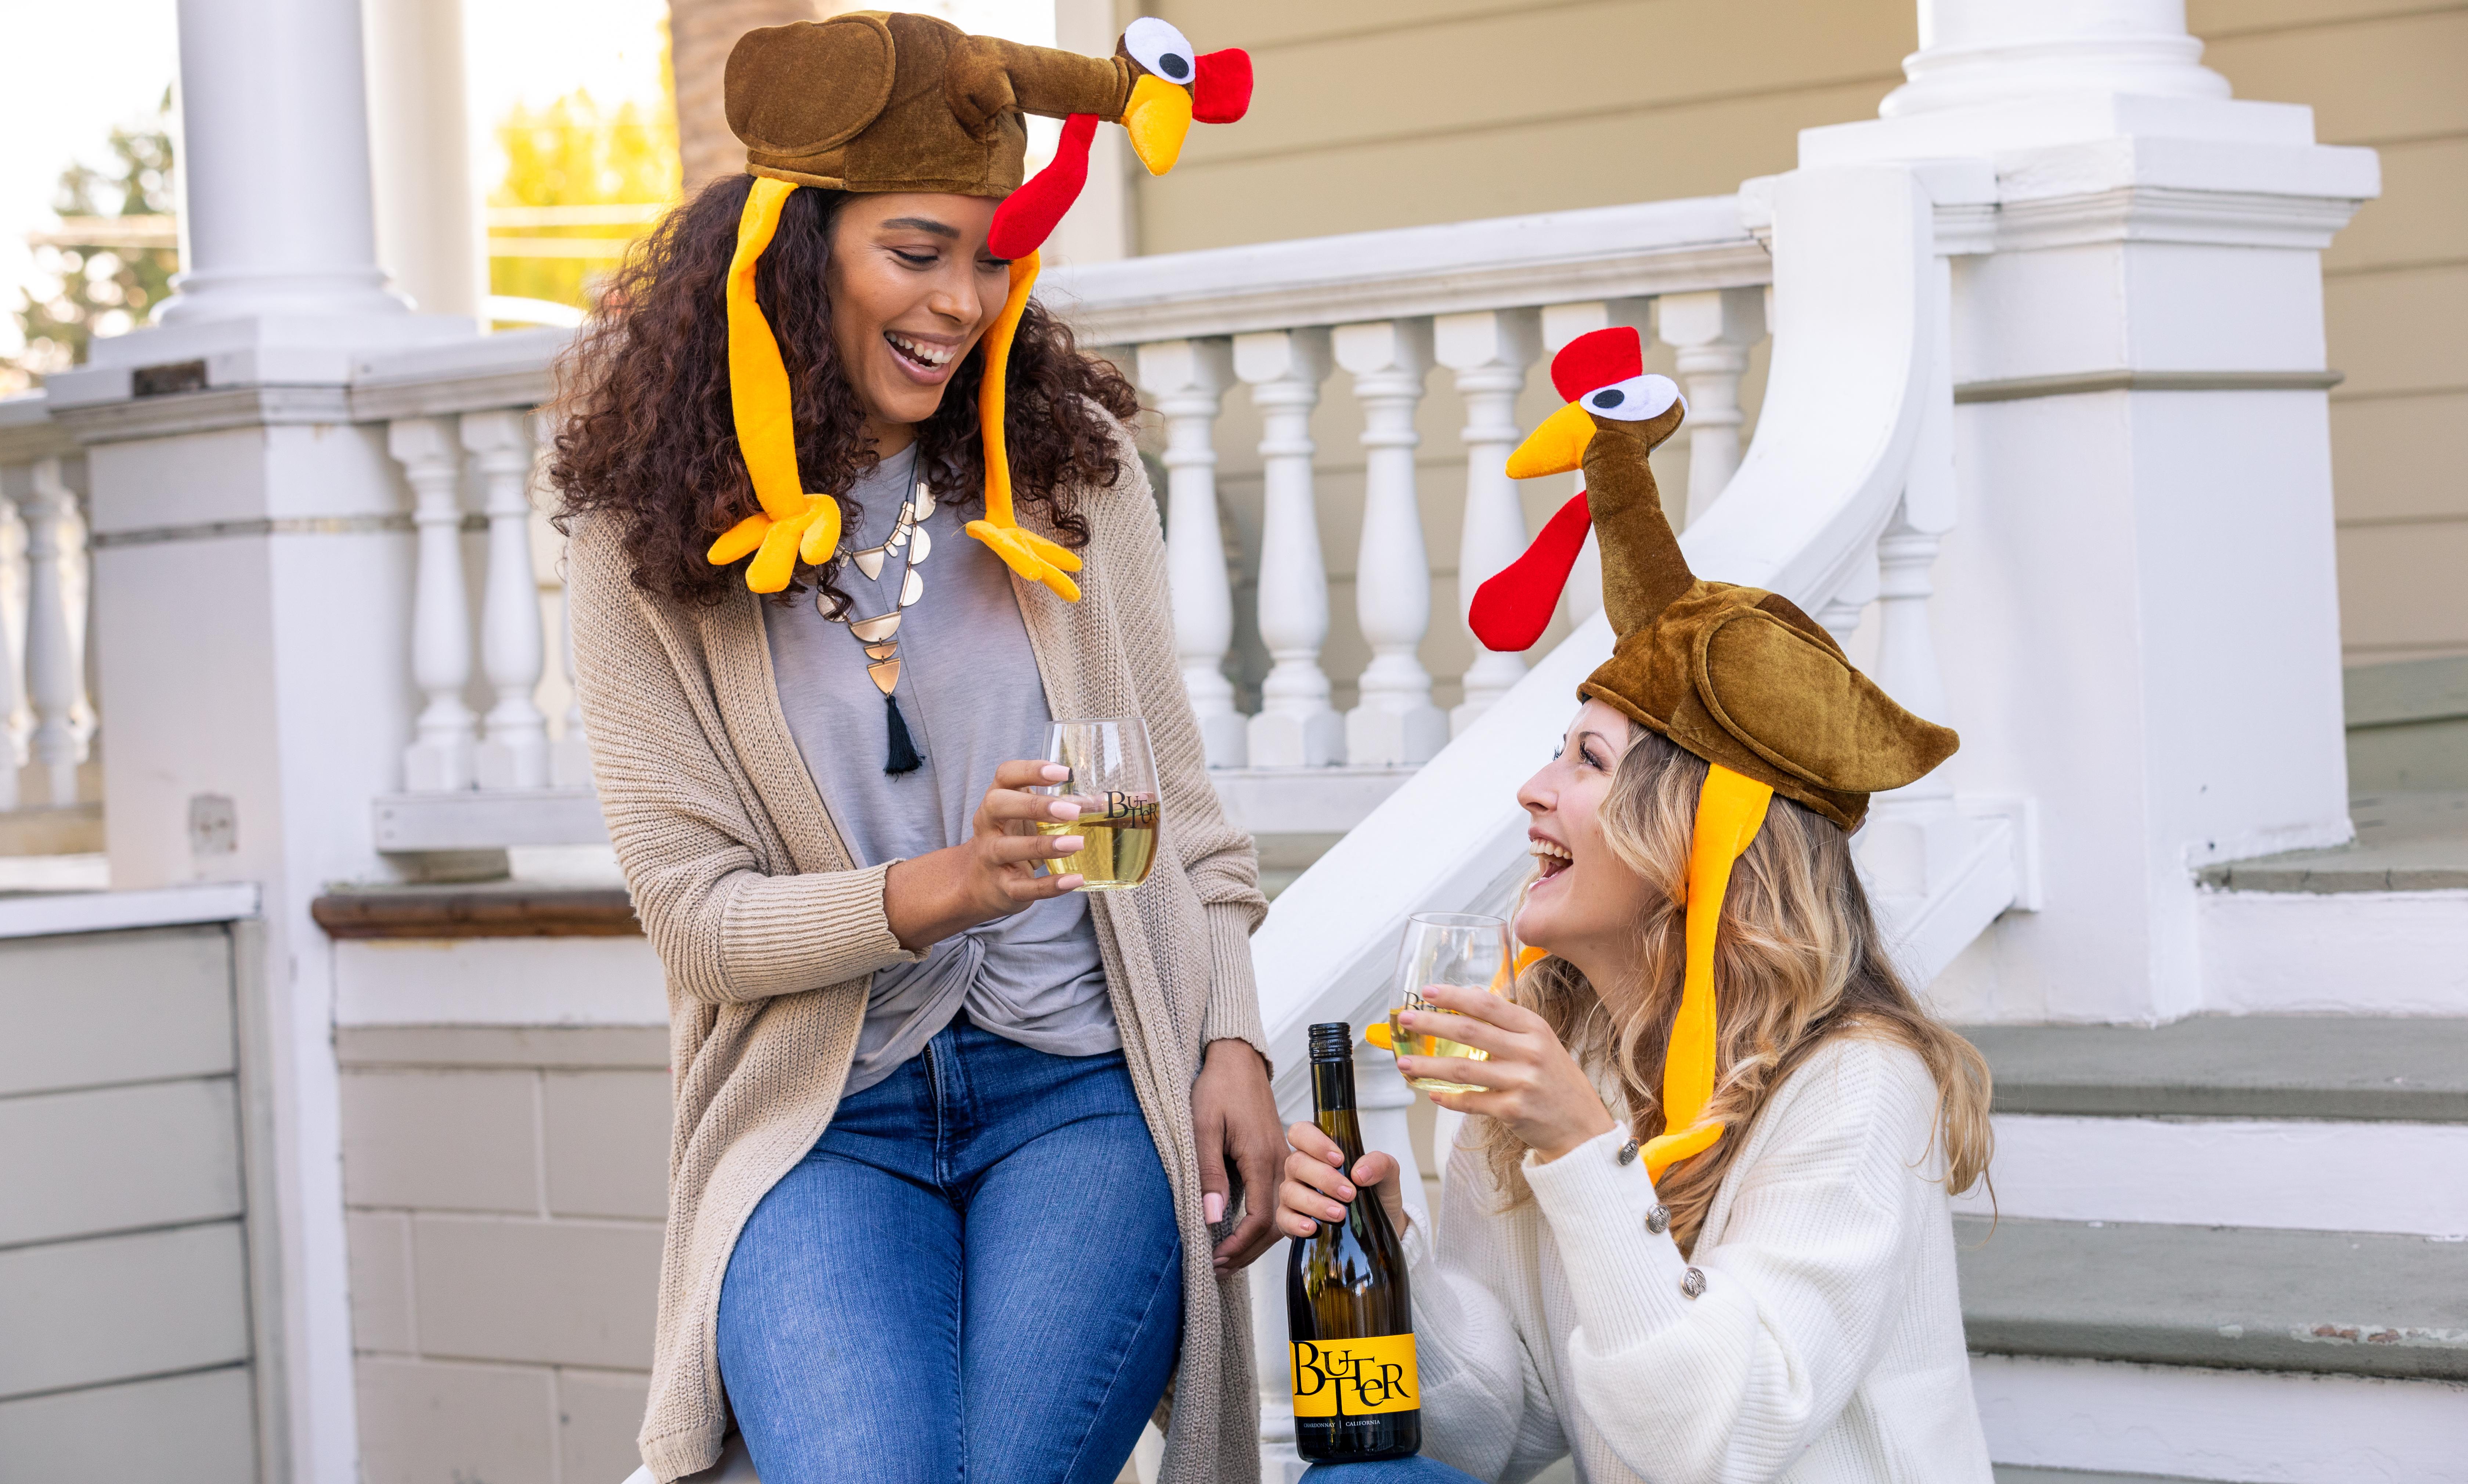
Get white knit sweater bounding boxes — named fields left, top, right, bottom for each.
left=1406, top=1035, right=1993, bottom=1484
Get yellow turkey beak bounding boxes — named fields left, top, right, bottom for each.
left=1507, top=399, right=1598, bottom=479
left=1123, top=73, right=1194, bottom=175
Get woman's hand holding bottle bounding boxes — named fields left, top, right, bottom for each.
left=1277, top=1125, right=1408, bottom=1240
left=884, top=761, right=1088, bottom=950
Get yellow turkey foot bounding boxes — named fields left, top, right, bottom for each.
left=1641, top=1119, right=1724, bottom=1183
left=967, top=519, right=1082, bottom=602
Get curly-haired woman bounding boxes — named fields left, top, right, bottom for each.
left=551, top=20, right=1278, bottom=1482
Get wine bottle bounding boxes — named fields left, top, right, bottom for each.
left=1287, top=1022, right=1421, bottom=1461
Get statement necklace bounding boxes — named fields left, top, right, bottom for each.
left=817, top=478, right=934, bottom=774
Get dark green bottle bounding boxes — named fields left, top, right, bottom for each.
left=1287, top=1022, right=1421, bottom=1461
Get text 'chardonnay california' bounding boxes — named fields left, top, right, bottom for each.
left=1287, top=1021, right=1421, bottom=1462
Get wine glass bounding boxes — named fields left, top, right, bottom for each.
left=1388, top=912, right=1510, bottom=1093
left=1035, top=717, right=1161, bottom=891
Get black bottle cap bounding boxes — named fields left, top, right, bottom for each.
left=1308, top=1023, right=1352, bottom=1061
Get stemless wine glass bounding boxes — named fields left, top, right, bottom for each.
left=1388, top=912, right=1511, bottom=1093
left=1035, top=717, right=1161, bottom=892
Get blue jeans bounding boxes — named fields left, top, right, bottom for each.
left=1300, top=1462, right=1482, bottom=1482
left=717, top=1015, right=1182, bottom=1484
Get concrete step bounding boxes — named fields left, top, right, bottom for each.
left=1960, top=1015, right=2468, bottom=1123
left=2198, top=789, right=2468, bottom=893
left=1956, top=1216, right=2468, bottom=1382
left=1993, top=1469, right=2205, bottom=1484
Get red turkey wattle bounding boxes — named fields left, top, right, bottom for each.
left=988, top=113, right=1097, bottom=260
left=1469, top=490, right=1595, bottom=652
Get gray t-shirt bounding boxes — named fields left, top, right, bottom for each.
left=762, top=443, right=1117, bottom=1095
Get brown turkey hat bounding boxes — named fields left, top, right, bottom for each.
left=706, top=12, right=1253, bottom=598
left=1469, top=327, right=1956, bottom=832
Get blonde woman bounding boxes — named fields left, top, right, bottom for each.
left=1276, top=329, right=1995, bottom=1483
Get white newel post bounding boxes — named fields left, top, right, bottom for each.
left=1803, top=0, right=2374, bottom=1020
left=1237, top=328, right=1342, bottom=768
left=21, top=460, right=83, bottom=806
left=462, top=411, right=549, bottom=790
left=392, top=417, right=476, bottom=792
left=1656, top=287, right=1765, bottom=528
left=1436, top=308, right=1540, bottom=732
left=1137, top=337, right=1246, bottom=768
left=1335, top=319, right=1444, bottom=766
left=48, top=0, right=477, bottom=1477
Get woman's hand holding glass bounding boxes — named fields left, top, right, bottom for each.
left=883, top=761, right=1088, bottom=951
left=1397, top=983, right=1619, bottom=1164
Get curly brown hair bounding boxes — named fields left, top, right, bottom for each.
left=547, top=173, right=1141, bottom=609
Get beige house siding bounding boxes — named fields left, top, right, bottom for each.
left=1127, top=0, right=2467, bottom=669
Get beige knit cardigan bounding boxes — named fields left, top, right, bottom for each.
left=566, top=431, right=1270, bottom=1483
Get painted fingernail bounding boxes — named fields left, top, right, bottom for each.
left=1051, top=800, right=1081, bottom=820
left=1054, top=836, right=1083, bottom=853
left=1042, top=764, right=1067, bottom=781
left=1205, top=1192, right=1225, bottom=1224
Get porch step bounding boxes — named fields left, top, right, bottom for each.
left=2197, top=788, right=2468, bottom=893
left=1994, top=1462, right=2211, bottom=1472
left=1955, top=1216, right=2468, bottom=1382
left=1959, top=1015, right=2468, bottom=1123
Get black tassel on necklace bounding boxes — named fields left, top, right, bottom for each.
left=884, top=693, right=923, bottom=774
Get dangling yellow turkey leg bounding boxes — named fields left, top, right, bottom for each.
left=1642, top=763, right=1772, bottom=1181
left=966, top=250, right=1083, bottom=601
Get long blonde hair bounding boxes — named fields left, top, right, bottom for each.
left=1481, top=727, right=1993, bottom=1253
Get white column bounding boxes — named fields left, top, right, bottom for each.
left=1236, top=328, right=1342, bottom=769
left=391, top=417, right=475, bottom=792
left=1886, top=0, right=2231, bottom=116
left=21, top=460, right=84, bottom=806
left=1137, top=338, right=1246, bottom=768
left=1435, top=308, right=1540, bottom=733
left=1657, top=288, right=1766, bottom=529
left=1335, top=319, right=1444, bottom=767
left=462, top=412, right=548, bottom=790
left=552, top=584, right=593, bottom=789
left=362, top=0, right=482, bottom=318
left=159, top=0, right=404, bottom=322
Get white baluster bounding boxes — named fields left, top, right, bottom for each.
left=551, top=582, right=593, bottom=789
left=1136, top=337, right=1245, bottom=768
left=1235, top=327, right=1341, bottom=769
left=0, top=472, right=26, bottom=810
left=1335, top=318, right=1444, bottom=767
left=1656, top=287, right=1766, bottom=528
left=462, top=410, right=549, bottom=789
left=1435, top=308, right=1541, bottom=733
left=1857, top=505, right=1967, bottom=901
left=21, top=460, right=83, bottom=805
left=391, top=416, right=476, bottom=792
left=1818, top=543, right=1880, bottom=650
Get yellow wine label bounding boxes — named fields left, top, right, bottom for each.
left=1291, top=1334, right=1419, bottom=1418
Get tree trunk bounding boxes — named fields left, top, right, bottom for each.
left=668, top=0, right=830, bottom=196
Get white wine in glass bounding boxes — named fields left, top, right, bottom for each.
left=1035, top=717, right=1161, bottom=891
left=1387, top=912, right=1511, bottom=1094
